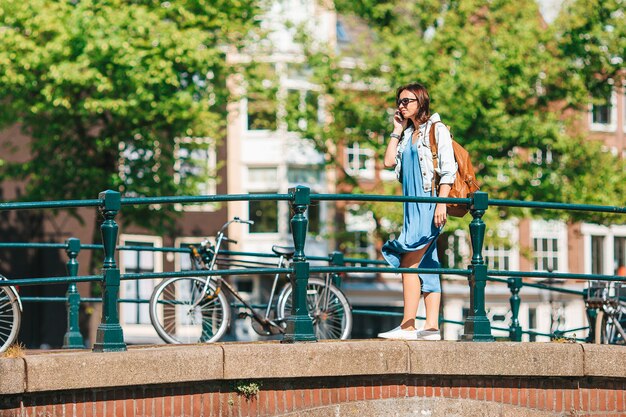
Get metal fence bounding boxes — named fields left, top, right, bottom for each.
left=0, top=187, right=625, bottom=351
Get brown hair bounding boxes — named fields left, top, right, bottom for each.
left=396, top=82, right=430, bottom=127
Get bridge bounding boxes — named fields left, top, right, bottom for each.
left=1, top=188, right=625, bottom=416
left=1, top=341, right=625, bottom=416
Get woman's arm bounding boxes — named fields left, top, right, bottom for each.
left=384, top=111, right=406, bottom=168
left=435, top=123, right=457, bottom=185
left=434, top=184, right=451, bottom=228
left=384, top=136, right=400, bottom=168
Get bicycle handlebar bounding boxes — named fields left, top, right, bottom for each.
left=215, top=217, right=255, bottom=241
left=233, top=217, right=255, bottom=225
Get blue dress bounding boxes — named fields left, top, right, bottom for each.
left=382, top=137, right=442, bottom=293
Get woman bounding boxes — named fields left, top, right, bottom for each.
left=378, top=83, right=457, bottom=341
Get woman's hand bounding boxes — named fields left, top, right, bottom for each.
left=434, top=203, right=447, bottom=228
left=393, top=111, right=408, bottom=132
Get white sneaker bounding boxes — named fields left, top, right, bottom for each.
left=416, top=329, right=441, bottom=341
left=377, top=326, right=418, bottom=340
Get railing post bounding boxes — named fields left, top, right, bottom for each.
left=507, top=277, right=523, bottom=342
left=62, top=238, right=85, bottom=349
left=283, top=186, right=316, bottom=343
left=93, top=190, right=127, bottom=352
left=461, top=191, right=494, bottom=342
left=329, top=251, right=344, bottom=288
left=583, top=288, right=597, bottom=343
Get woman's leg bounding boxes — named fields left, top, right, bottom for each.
left=399, top=243, right=432, bottom=330
left=422, top=292, right=441, bottom=331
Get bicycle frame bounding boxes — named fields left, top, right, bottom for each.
left=602, top=302, right=626, bottom=342
left=190, top=219, right=287, bottom=333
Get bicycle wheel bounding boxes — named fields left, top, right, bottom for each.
left=276, top=277, right=352, bottom=340
left=0, top=285, right=21, bottom=353
left=595, top=308, right=626, bottom=345
left=594, top=310, right=616, bottom=344
left=149, top=277, right=230, bottom=344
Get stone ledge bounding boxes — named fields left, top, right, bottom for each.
left=581, top=343, right=626, bottom=378
left=23, top=344, right=223, bottom=392
left=223, top=339, right=409, bottom=380
left=0, top=340, right=624, bottom=394
left=0, top=358, right=25, bottom=394
left=408, top=341, right=584, bottom=377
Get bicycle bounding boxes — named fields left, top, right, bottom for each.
left=148, top=217, right=353, bottom=344
left=0, top=275, right=22, bottom=353
left=586, top=280, right=626, bottom=344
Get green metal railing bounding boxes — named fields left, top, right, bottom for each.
left=1, top=187, right=625, bottom=351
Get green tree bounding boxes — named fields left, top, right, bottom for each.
left=296, top=0, right=625, bottom=237
left=0, top=0, right=263, bottom=231
left=555, top=0, right=625, bottom=102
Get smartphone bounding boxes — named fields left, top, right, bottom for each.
left=396, top=111, right=404, bottom=121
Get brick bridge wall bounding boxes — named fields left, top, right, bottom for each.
left=1, top=341, right=625, bottom=417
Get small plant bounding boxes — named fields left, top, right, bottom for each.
left=2, top=342, right=26, bottom=358
left=234, top=381, right=261, bottom=400
left=551, top=334, right=577, bottom=343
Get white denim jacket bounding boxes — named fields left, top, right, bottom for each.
left=394, top=113, right=457, bottom=192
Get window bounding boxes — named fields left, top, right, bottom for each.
left=483, top=221, right=518, bottom=272
left=248, top=167, right=278, bottom=186
left=591, top=236, right=605, bottom=275
left=342, top=207, right=375, bottom=260
left=336, top=20, right=349, bottom=43
left=444, top=232, right=467, bottom=269
left=343, top=231, right=371, bottom=259
left=528, top=308, right=537, bottom=342
left=533, top=238, right=559, bottom=271
left=530, top=147, right=553, bottom=165
left=286, top=89, right=320, bottom=131
left=345, top=142, right=374, bottom=178
left=582, top=224, right=626, bottom=275
left=247, top=95, right=277, bottom=130
left=120, top=240, right=160, bottom=326
left=531, top=220, right=566, bottom=272
left=484, top=244, right=511, bottom=271
left=590, top=90, right=617, bottom=131
left=592, top=98, right=611, bottom=125
left=118, top=142, right=155, bottom=194
left=246, top=64, right=278, bottom=131
left=174, top=137, right=217, bottom=210
left=287, top=167, right=322, bottom=185
left=287, top=201, right=321, bottom=236
left=614, top=236, right=625, bottom=274
left=249, top=195, right=279, bottom=233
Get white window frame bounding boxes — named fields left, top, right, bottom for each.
left=530, top=220, right=568, bottom=272
left=344, top=204, right=376, bottom=277
left=118, top=234, right=163, bottom=342
left=589, top=89, right=617, bottom=132
left=484, top=220, right=520, bottom=272
left=173, top=136, right=218, bottom=212
left=345, top=142, right=375, bottom=179
left=173, top=236, right=209, bottom=273
left=581, top=224, right=626, bottom=275
left=284, top=87, right=323, bottom=131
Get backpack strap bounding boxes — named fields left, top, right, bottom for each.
left=429, top=121, right=442, bottom=197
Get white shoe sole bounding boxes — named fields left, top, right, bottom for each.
left=416, top=334, right=441, bottom=341
left=377, top=331, right=417, bottom=340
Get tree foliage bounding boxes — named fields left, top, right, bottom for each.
left=295, top=0, right=625, bottom=232
left=0, top=0, right=262, bottom=231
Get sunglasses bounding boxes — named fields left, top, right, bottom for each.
left=397, top=97, right=418, bottom=107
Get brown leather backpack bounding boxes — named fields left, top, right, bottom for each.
left=429, top=121, right=480, bottom=217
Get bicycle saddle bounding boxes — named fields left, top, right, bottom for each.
left=272, top=245, right=295, bottom=257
